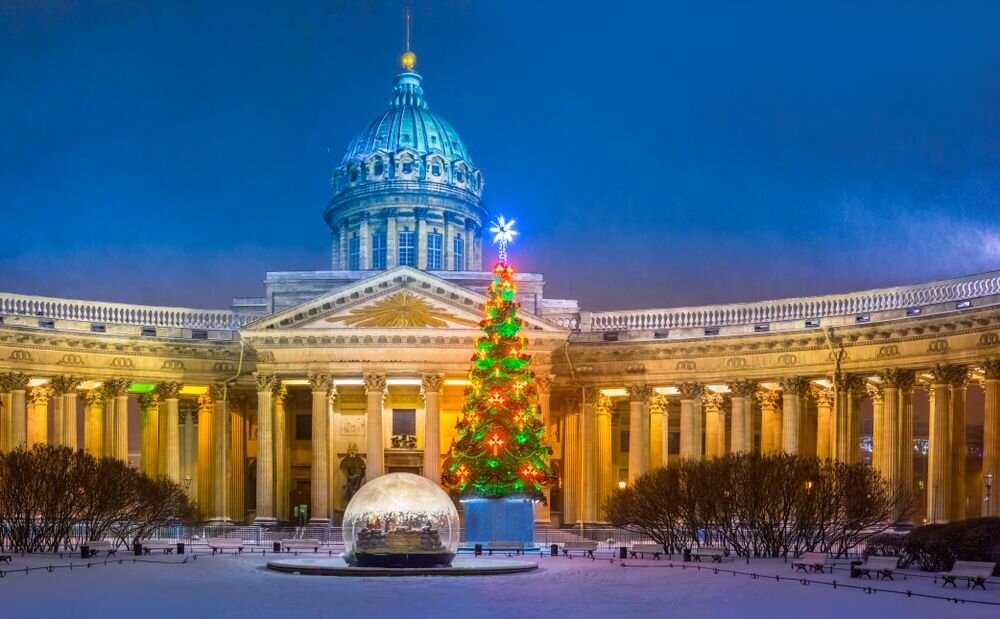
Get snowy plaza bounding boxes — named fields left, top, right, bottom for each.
left=0, top=549, right=997, bottom=619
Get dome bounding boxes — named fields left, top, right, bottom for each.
left=343, top=72, right=474, bottom=165
left=342, top=473, right=460, bottom=568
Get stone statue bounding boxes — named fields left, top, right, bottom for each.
left=340, top=444, right=366, bottom=503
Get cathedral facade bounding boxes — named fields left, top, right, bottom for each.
left=1, top=53, right=998, bottom=527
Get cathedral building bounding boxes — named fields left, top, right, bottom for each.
left=1, top=51, right=998, bottom=527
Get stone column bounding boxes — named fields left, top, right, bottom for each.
left=156, top=382, right=181, bottom=482
left=898, top=371, right=916, bottom=500
left=727, top=380, right=756, bottom=454
left=755, top=389, right=780, bottom=454
left=626, top=383, right=652, bottom=480
left=27, top=384, right=52, bottom=447
left=984, top=359, right=1000, bottom=517
left=52, top=376, right=80, bottom=449
left=465, top=221, right=476, bottom=270
left=330, top=228, right=341, bottom=269
left=778, top=377, right=808, bottom=454
left=364, top=373, right=387, bottom=482
left=183, top=406, right=197, bottom=496
left=7, top=373, right=28, bottom=449
left=138, top=393, right=160, bottom=477
left=834, top=373, right=866, bottom=463
left=308, top=373, right=333, bottom=523
left=927, top=371, right=951, bottom=523
left=274, top=385, right=289, bottom=523
left=421, top=374, right=443, bottom=484
left=416, top=209, right=428, bottom=270
left=678, top=382, right=705, bottom=460
left=358, top=212, right=371, bottom=270
left=648, top=392, right=667, bottom=467
left=210, top=384, right=229, bottom=521
left=443, top=215, right=454, bottom=270
left=943, top=365, right=968, bottom=520
left=254, top=374, right=278, bottom=524
left=595, top=392, right=614, bottom=503
left=877, top=369, right=914, bottom=492
left=52, top=381, right=65, bottom=447
left=562, top=397, right=581, bottom=525
left=102, top=378, right=131, bottom=460
left=535, top=375, right=554, bottom=523
left=703, top=391, right=725, bottom=458
left=83, top=390, right=103, bottom=456
left=230, top=401, right=246, bottom=522
left=385, top=209, right=398, bottom=269
left=0, top=377, right=11, bottom=452
left=338, top=225, right=348, bottom=271
left=812, top=385, right=834, bottom=460
left=196, top=393, right=214, bottom=514
left=580, top=386, right=599, bottom=521
left=868, top=382, right=884, bottom=470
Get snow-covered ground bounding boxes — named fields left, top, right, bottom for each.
left=1, top=550, right=997, bottom=618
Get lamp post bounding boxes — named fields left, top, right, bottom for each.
left=985, top=473, right=994, bottom=518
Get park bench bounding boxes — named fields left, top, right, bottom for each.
left=487, top=541, right=525, bottom=556
left=86, top=541, right=117, bottom=558
left=562, top=541, right=599, bottom=558
left=206, top=538, right=244, bottom=555
left=140, top=540, right=176, bottom=555
left=938, top=561, right=996, bottom=590
left=280, top=539, right=322, bottom=553
left=792, top=552, right=829, bottom=573
left=629, top=543, right=665, bottom=559
left=691, top=546, right=726, bottom=563
left=0, top=554, right=11, bottom=565
left=856, top=555, right=899, bottom=580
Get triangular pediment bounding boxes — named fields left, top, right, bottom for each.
left=241, top=267, right=566, bottom=334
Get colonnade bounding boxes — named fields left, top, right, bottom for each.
left=561, top=360, right=1000, bottom=525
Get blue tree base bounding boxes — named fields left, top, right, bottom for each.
left=462, top=498, right=535, bottom=546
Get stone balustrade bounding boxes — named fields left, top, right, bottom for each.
left=582, top=269, right=1000, bottom=335
left=0, top=292, right=249, bottom=330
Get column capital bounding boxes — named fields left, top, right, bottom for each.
left=755, top=388, right=780, bottom=410
left=362, top=372, right=386, bottom=394
left=778, top=376, right=810, bottom=396
left=197, top=392, right=214, bottom=414
left=137, top=392, right=159, bottom=410
left=648, top=391, right=667, bottom=414
left=102, top=377, right=132, bottom=397
left=535, top=374, right=555, bottom=394
left=984, top=358, right=1000, bottom=380
left=83, top=389, right=104, bottom=407
left=726, top=379, right=757, bottom=398
left=866, top=382, right=884, bottom=403
left=255, top=373, right=280, bottom=393
left=420, top=373, right=444, bottom=395
left=702, top=391, right=723, bottom=413
left=275, top=384, right=288, bottom=405
left=560, top=394, right=581, bottom=414
left=931, top=363, right=968, bottom=388
left=29, top=383, right=54, bottom=405
left=2, top=372, right=30, bottom=391
left=810, top=385, right=834, bottom=407
left=155, top=381, right=181, bottom=400
left=595, top=392, right=614, bottom=416
left=51, top=375, right=81, bottom=395
left=581, top=385, right=602, bottom=405
left=626, top=383, right=653, bottom=404
left=834, top=372, right=867, bottom=395
left=209, top=383, right=228, bottom=402
left=677, top=382, right=704, bottom=401
left=878, top=368, right=916, bottom=391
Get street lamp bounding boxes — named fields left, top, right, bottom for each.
left=985, top=473, right=994, bottom=518
left=618, top=481, right=627, bottom=490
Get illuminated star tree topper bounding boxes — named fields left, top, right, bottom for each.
left=490, top=215, right=517, bottom=265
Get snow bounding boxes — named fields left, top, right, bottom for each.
left=1, top=551, right=997, bottom=618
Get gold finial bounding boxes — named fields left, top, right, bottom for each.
left=401, top=50, right=417, bottom=71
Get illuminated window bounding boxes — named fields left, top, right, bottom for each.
left=453, top=236, right=465, bottom=271
left=399, top=230, right=415, bottom=267
left=348, top=235, right=361, bottom=270
left=427, top=232, right=442, bottom=270
left=372, top=231, right=386, bottom=269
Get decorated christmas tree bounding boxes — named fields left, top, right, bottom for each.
left=442, top=216, right=556, bottom=503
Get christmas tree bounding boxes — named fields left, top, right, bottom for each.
left=442, top=217, right=556, bottom=502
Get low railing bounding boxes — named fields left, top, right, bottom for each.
left=586, top=269, right=1000, bottom=332
left=0, top=292, right=249, bottom=330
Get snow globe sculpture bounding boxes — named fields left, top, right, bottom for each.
left=342, top=472, right=460, bottom=568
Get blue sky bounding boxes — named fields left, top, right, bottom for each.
left=2, top=1, right=998, bottom=310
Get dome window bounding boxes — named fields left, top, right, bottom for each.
left=350, top=169, right=359, bottom=183
left=431, top=164, right=441, bottom=176
left=373, top=161, right=384, bottom=176
left=402, top=133, right=411, bottom=142
left=402, top=162, right=414, bottom=175
left=455, top=170, right=465, bottom=183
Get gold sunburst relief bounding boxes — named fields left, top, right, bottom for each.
left=325, top=291, right=480, bottom=328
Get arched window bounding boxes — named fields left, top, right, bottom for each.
left=431, top=163, right=441, bottom=177
left=350, top=168, right=359, bottom=183
left=373, top=159, right=384, bottom=177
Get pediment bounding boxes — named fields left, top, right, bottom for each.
left=242, top=267, right=566, bottom=334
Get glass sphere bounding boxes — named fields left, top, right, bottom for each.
left=342, top=473, right=459, bottom=568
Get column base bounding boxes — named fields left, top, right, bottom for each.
left=308, top=517, right=331, bottom=526
left=254, top=517, right=278, bottom=527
